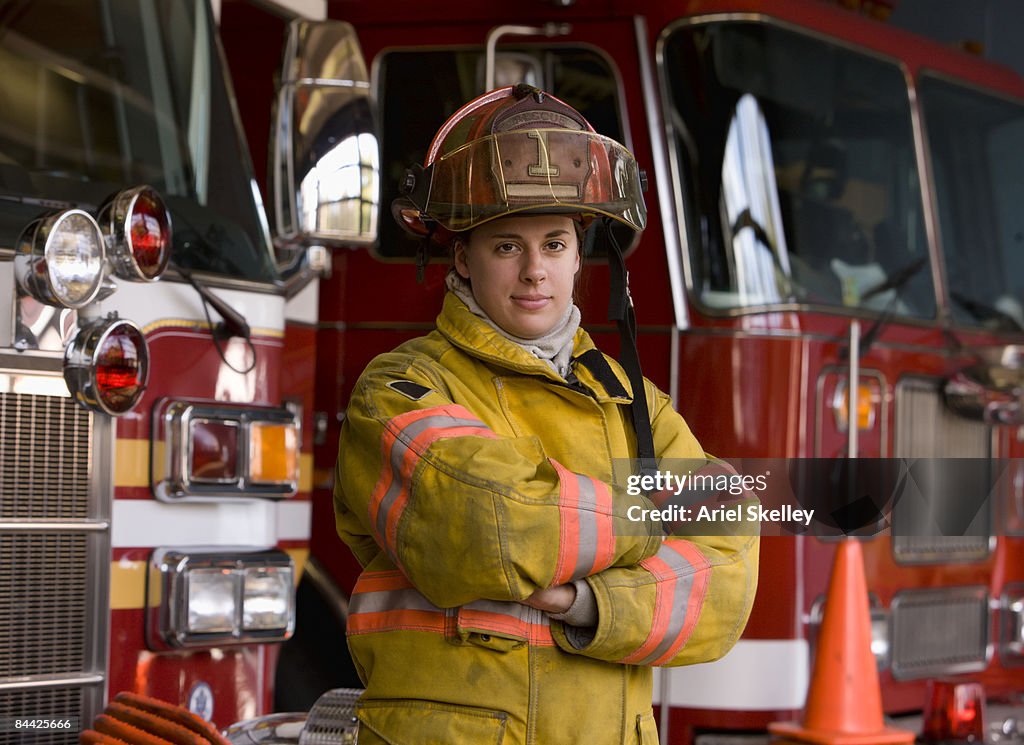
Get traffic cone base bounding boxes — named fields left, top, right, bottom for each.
left=769, top=719, right=914, bottom=745
left=769, top=540, right=915, bottom=745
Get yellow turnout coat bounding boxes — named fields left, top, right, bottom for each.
left=335, top=292, right=759, bottom=744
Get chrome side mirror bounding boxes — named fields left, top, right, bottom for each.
left=270, top=20, right=379, bottom=277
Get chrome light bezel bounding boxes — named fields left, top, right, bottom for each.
left=1000, top=583, right=1024, bottom=665
left=15, top=209, right=106, bottom=308
left=98, top=185, right=172, bottom=282
left=147, top=548, right=295, bottom=650
left=64, top=314, right=150, bottom=416
left=152, top=399, right=300, bottom=501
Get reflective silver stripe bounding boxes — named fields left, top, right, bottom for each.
left=375, top=413, right=487, bottom=547
left=636, top=544, right=698, bottom=666
left=349, top=587, right=441, bottom=615
left=572, top=473, right=601, bottom=580
left=462, top=598, right=551, bottom=627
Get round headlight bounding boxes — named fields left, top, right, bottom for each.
left=99, top=185, right=172, bottom=281
left=65, top=315, right=149, bottom=415
left=15, top=209, right=106, bottom=308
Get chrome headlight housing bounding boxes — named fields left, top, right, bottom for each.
left=15, top=209, right=105, bottom=308
left=148, top=548, right=295, bottom=650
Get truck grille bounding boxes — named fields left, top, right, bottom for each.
left=0, top=389, right=108, bottom=744
left=891, top=586, right=989, bottom=680
left=892, top=379, right=991, bottom=562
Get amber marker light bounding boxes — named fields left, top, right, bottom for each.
left=832, top=379, right=877, bottom=432
left=249, top=421, right=299, bottom=486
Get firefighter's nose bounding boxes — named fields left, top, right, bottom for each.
left=521, top=250, right=546, bottom=284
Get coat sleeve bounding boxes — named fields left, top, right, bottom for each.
left=550, top=381, right=760, bottom=667
left=334, top=355, right=663, bottom=609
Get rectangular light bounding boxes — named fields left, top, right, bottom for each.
left=189, top=419, right=240, bottom=483
left=249, top=421, right=299, bottom=485
left=147, top=548, right=295, bottom=649
left=153, top=400, right=300, bottom=500
left=243, top=566, right=294, bottom=631
left=186, top=568, right=238, bottom=633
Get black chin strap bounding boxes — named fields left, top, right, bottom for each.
left=592, top=218, right=658, bottom=480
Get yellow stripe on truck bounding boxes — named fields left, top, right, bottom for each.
left=110, top=559, right=148, bottom=610
left=115, top=439, right=151, bottom=488
left=116, top=439, right=313, bottom=493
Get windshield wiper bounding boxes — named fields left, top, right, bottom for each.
left=950, top=290, right=1024, bottom=333
left=176, top=266, right=251, bottom=340
left=860, top=255, right=928, bottom=304
left=843, top=255, right=928, bottom=359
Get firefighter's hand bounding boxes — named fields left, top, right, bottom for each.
left=522, top=584, right=576, bottom=614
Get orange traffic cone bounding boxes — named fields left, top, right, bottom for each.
left=769, top=539, right=914, bottom=745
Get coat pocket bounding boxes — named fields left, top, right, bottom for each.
left=356, top=699, right=508, bottom=745
left=636, top=711, right=659, bottom=745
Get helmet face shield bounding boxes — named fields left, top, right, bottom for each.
left=416, top=129, right=647, bottom=233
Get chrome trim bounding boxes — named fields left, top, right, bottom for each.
left=636, top=14, right=688, bottom=331
left=97, top=186, right=172, bottom=282
left=146, top=547, right=296, bottom=650
left=272, top=19, right=377, bottom=255
left=1000, top=583, right=1024, bottom=665
left=906, top=65, right=951, bottom=325
left=14, top=209, right=106, bottom=310
left=0, top=674, right=105, bottom=691
left=814, top=367, right=889, bottom=458
left=152, top=399, right=299, bottom=501
left=890, top=585, right=990, bottom=680
left=0, top=521, right=109, bottom=532
left=0, top=351, right=64, bottom=374
left=64, top=315, right=149, bottom=416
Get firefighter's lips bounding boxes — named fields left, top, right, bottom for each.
left=511, top=294, right=552, bottom=310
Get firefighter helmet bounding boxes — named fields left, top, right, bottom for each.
left=394, top=84, right=647, bottom=242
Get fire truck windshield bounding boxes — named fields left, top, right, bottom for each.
left=0, top=0, right=276, bottom=283
left=662, top=21, right=936, bottom=319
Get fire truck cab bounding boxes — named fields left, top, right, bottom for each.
left=218, top=0, right=1024, bottom=742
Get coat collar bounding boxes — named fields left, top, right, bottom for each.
left=436, top=292, right=634, bottom=402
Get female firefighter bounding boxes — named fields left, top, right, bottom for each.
left=334, top=85, right=759, bottom=744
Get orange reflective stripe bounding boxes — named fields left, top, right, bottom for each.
left=550, top=459, right=616, bottom=586
left=459, top=600, right=555, bottom=647
left=348, top=609, right=447, bottom=635
left=349, top=569, right=446, bottom=635
left=352, top=569, right=415, bottom=594
left=349, top=572, right=555, bottom=646
left=368, top=405, right=497, bottom=568
left=620, top=540, right=710, bottom=666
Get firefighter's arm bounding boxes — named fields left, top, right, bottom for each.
left=547, top=381, right=760, bottom=665
left=334, top=358, right=662, bottom=609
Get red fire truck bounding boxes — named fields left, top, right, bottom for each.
left=0, top=1, right=375, bottom=740
left=218, top=0, right=1024, bottom=742
left=4, top=0, right=1024, bottom=741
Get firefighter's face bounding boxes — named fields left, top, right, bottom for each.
left=455, top=215, right=581, bottom=339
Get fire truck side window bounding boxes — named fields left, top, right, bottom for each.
left=661, top=21, right=935, bottom=319
left=374, top=47, right=626, bottom=259
left=921, top=76, right=1024, bottom=332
